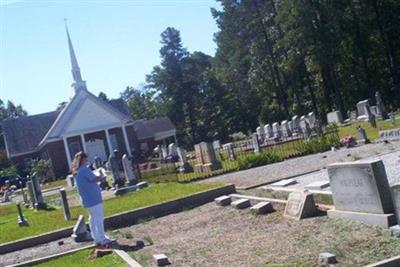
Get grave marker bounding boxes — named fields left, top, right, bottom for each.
left=122, top=154, right=137, bottom=186
left=252, top=133, right=260, bottom=154
left=379, top=128, right=400, bottom=142
left=284, top=190, right=316, bottom=220
left=264, top=124, right=273, bottom=139
left=327, top=160, right=396, bottom=228
left=327, top=111, right=343, bottom=125
left=59, top=188, right=71, bottom=221
left=71, top=215, right=93, bottom=242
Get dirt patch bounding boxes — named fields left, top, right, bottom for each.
left=111, top=202, right=400, bottom=267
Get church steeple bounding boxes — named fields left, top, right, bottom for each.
left=64, top=20, right=87, bottom=93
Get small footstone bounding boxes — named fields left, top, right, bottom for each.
left=135, top=239, right=145, bottom=248
left=231, top=199, right=251, bottom=209
left=250, top=202, right=273, bottom=215
left=271, top=178, right=297, bottom=187
left=215, top=195, right=231, bottom=206
left=318, top=252, right=337, bottom=265
left=137, top=181, right=149, bottom=189
left=390, top=225, right=400, bottom=237
left=154, top=254, right=170, bottom=266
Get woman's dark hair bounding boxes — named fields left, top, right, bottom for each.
left=71, top=151, right=87, bottom=175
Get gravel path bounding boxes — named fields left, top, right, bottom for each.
left=199, top=141, right=400, bottom=189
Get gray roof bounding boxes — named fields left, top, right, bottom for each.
left=106, top=98, right=131, bottom=117
left=2, top=111, right=60, bottom=155
left=134, top=117, right=176, bottom=140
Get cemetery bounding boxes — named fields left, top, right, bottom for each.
left=3, top=2, right=400, bottom=266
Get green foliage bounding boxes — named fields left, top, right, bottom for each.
left=295, top=134, right=341, bottom=155
left=229, top=132, right=247, bottom=141
left=0, top=165, right=18, bottom=176
left=237, top=149, right=282, bottom=170
left=30, top=159, right=52, bottom=181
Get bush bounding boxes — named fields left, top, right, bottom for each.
left=237, top=149, right=282, bottom=170
left=0, top=165, right=18, bottom=176
left=295, top=133, right=340, bottom=155
left=30, top=159, right=52, bottom=182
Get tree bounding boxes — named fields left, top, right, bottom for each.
left=98, top=92, right=109, bottom=101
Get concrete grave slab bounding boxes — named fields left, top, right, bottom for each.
left=304, top=181, right=330, bottom=190
left=215, top=195, right=231, bottom=206
left=271, top=178, right=297, bottom=187
left=284, top=190, right=316, bottom=220
left=250, top=202, right=273, bottom=215
left=231, top=199, right=251, bottom=209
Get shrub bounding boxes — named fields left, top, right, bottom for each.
left=237, top=149, right=282, bottom=170
left=30, top=159, right=52, bottom=182
left=0, top=165, right=18, bottom=176
left=295, top=133, right=340, bottom=155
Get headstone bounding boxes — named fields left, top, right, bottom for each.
left=168, top=143, right=178, bottom=157
left=59, top=188, right=71, bottom=221
left=26, top=180, right=35, bottom=206
left=391, top=185, right=400, bottom=222
left=284, top=189, right=316, bottom=220
left=307, top=112, right=316, bottom=129
left=93, top=156, right=103, bottom=169
left=108, top=153, right=125, bottom=188
left=122, top=154, right=137, bottom=186
left=390, top=113, right=396, bottom=125
left=327, top=160, right=396, bottom=228
left=349, top=110, right=358, bottom=121
left=288, top=121, right=293, bottom=133
left=231, top=198, right=251, bottom=209
left=16, top=202, right=28, bottom=226
left=177, top=148, right=193, bottom=173
left=291, top=115, right=300, bottom=133
left=215, top=195, right=231, bottom=206
left=357, top=126, right=370, bottom=144
left=272, top=122, right=281, bottom=139
left=31, top=174, right=46, bottom=210
left=368, top=112, right=377, bottom=128
left=390, top=225, right=400, bottom=237
left=71, top=215, right=93, bottom=242
left=250, top=202, right=274, bottom=215
left=357, top=100, right=372, bottom=121
left=256, top=126, right=265, bottom=143
left=370, top=105, right=379, bottom=116
left=224, top=143, right=236, bottom=161
left=212, top=140, right=221, bottom=150
left=264, top=124, right=273, bottom=139
left=379, top=128, right=400, bottom=142
left=252, top=133, right=260, bottom=154
left=304, top=181, right=330, bottom=191
left=376, top=91, right=388, bottom=119
left=66, top=174, right=75, bottom=187
left=194, top=142, right=222, bottom=172
left=281, top=120, right=292, bottom=137
left=153, top=254, right=170, bottom=266
left=299, top=117, right=311, bottom=139
left=327, top=111, right=343, bottom=125
left=318, top=252, right=337, bottom=265
left=160, top=145, right=168, bottom=160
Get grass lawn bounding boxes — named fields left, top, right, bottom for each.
left=338, top=116, right=400, bottom=140
left=28, top=248, right=125, bottom=267
left=41, top=179, right=68, bottom=191
left=0, top=183, right=221, bottom=244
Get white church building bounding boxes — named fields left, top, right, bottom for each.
left=2, top=25, right=176, bottom=177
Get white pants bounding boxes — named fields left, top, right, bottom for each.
left=87, top=203, right=108, bottom=245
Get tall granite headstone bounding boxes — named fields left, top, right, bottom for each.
left=327, top=160, right=396, bottom=228
left=194, top=142, right=221, bottom=173
left=376, top=91, right=389, bottom=119
left=108, top=153, right=125, bottom=188
left=31, top=174, right=46, bottom=210
left=122, top=154, right=137, bottom=186
left=264, top=124, right=273, bottom=139
left=272, top=122, right=281, bottom=140
left=252, top=133, right=260, bottom=154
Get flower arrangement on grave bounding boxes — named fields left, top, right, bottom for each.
left=340, top=135, right=356, bottom=148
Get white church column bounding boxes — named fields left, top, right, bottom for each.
left=63, top=137, right=72, bottom=169
left=80, top=134, right=87, bottom=152
left=105, top=129, right=114, bottom=157
left=121, top=125, right=131, bottom=157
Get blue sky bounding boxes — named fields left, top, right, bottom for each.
left=0, top=0, right=220, bottom=114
